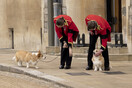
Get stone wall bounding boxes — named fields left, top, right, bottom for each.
left=0, top=0, right=42, bottom=51
left=0, top=0, right=132, bottom=54
left=128, top=0, right=132, bottom=53
left=122, top=0, right=132, bottom=53
left=64, top=0, right=106, bottom=43
left=41, top=0, right=49, bottom=53
left=0, top=0, right=11, bottom=48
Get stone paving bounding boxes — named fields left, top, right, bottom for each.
left=0, top=49, right=132, bottom=88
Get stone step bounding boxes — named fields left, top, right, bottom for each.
left=46, top=46, right=128, bottom=54
left=73, top=47, right=128, bottom=54
left=46, top=53, right=132, bottom=61
left=73, top=53, right=132, bottom=61
left=46, top=46, right=131, bottom=61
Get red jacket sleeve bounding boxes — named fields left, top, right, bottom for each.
left=105, top=20, right=111, bottom=42
left=55, top=25, right=63, bottom=41
left=101, top=38, right=108, bottom=50
left=68, top=22, right=79, bottom=42
left=100, top=21, right=111, bottom=50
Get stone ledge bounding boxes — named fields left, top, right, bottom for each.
left=73, top=53, right=132, bottom=61
left=0, top=64, right=73, bottom=88
left=46, top=46, right=128, bottom=54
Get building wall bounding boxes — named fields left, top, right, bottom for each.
left=122, top=0, right=132, bottom=53
left=63, top=0, right=132, bottom=53
left=0, top=0, right=132, bottom=54
left=0, top=0, right=11, bottom=48
left=0, top=0, right=42, bottom=51
left=41, top=0, right=49, bottom=53
left=64, top=0, right=106, bottom=43
left=128, top=0, right=132, bottom=53
left=122, top=0, right=127, bottom=44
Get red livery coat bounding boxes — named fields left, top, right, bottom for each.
left=54, top=15, right=79, bottom=46
left=85, top=14, right=111, bottom=50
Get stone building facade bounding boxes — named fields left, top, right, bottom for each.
left=0, top=0, right=42, bottom=51
left=0, top=0, right=132, bottom=54
left=122, top=0, right=132, bottom=53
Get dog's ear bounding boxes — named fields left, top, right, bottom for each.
left=38, top=50, right=41, bottom=54
left=37, top=50, right=41, bottom=57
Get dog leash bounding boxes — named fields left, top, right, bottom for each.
left=40, top=54, right=60, bottom=63
left=96, top=37, right=101, bottom=49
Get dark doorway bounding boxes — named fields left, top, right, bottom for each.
left=106, top=0, right=122, bottom=33
left=9, top=28, right=14, bottom=49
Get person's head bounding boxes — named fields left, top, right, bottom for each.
left=87, top=21, right=97, bottom=31
left=56, top=17, right=65, bottom=28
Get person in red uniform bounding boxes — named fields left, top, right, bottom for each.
left=85, top=14, right=111, bottom=71
left=54, top=15, right=79, bottom=69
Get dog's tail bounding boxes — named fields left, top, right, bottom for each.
left=12, top=56, right=16, bottom=61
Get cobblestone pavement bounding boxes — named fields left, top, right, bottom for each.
left=0, top=71, right=50, bottom=88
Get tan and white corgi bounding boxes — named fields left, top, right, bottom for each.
left=92, top=49, right=104, bottom=71
left=12, top=50, right=44, bottom=69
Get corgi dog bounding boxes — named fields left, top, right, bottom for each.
left=12, top=50, right=44, bottom=69
left=92, top=49, right=104, bottom=71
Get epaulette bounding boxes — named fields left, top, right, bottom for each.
left=64, top=18, right=72, bottom=26
left=64, top=19, right=68, bottom=26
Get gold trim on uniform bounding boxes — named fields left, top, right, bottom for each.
left=64, top=19, right=69, bottom=26
left=101, top=45, right=106, bottom=49
left=59, top=36, right=63, bottom=40
left=68, top=42, right=73, bottom=47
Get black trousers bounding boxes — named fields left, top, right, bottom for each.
left=60, top=43, right=72, bottom=67
left=87, top=34, right=110, bottom=68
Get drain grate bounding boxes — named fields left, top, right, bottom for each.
left=103, top=71, right=126, bottom=75
left=66, top=72, right=90, bottom=76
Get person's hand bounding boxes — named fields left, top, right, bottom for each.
left=89, top=31, right=94, bottom=35
left=95, top=49, right=103, bottom=57
left=63, top=41, right=68, bottom=48
left=69, top=47, right=72, bottom=57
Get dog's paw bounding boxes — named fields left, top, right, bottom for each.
left=17, top=62, right=22, bottom=67
left=94, top=69, right=97, bottom=71
left=94, top=70, right=97, bottom=71
left=35, top=66, right=39, bottom=69
left=18, top=64, right=22, bottom=67
left=99, top=68, right=102, bottom=71
left=26, top=66, right=29, bottom=68
left=94, top=67, right=98, bottom=71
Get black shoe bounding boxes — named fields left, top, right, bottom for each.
left=86, top=66, right=93, bottom=70
left=65, top=66, right=71, bottom=69
left=104, top=67, right=110, bottom=71
left=59, top=65, right=64, bottom=69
